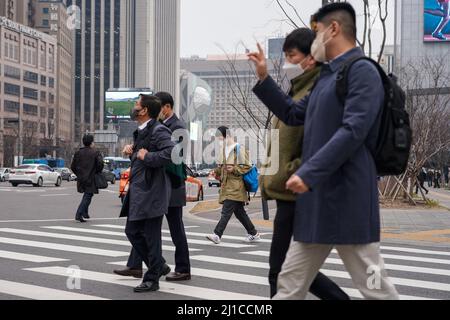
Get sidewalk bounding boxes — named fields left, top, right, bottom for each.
left=428, top=188, right=450, bottom=210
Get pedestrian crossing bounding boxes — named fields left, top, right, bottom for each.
left=0, top=223, right=450, bottom=300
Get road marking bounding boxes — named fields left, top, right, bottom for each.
left=95, top=224, right=273, bottom=243
left=39, top=226, right=251, bottom=249
left=191, top=255, right=269, bottom=269
left=25, top=266, right=266, bottom=300
left=0, top=236, right=129, bottom=257
left=0, top=280, right=108, bottom=300
left=0, top=228, right=200, bottom=253
left=0, top=217, right=123, bottom=223
left=0, top=250, right=69, bottom=263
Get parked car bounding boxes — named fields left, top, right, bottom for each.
left=102, top=169, right=116, bottom=184
left=119, top=167, right=204, bottom=203
left=0, top=168, right=11, bottom=182
left=55, top=168, right=77, bottom=182
left=9, top=164, right=62, bottom=187
left=208, top=172, right=221, bottom=187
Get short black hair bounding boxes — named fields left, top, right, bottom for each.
left=315, top=2, right=357, bottom=40
left=282, top=28, right=316, bottom=56
left=217, top=126, right=229, bottom=138
left=82, top=134, right=94, bottom=147
left=139, top=94, right=162, bottom=119
left=154, top=91, right=174, bottom=109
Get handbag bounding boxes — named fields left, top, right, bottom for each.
left=95, top=172, right=108, bottom=189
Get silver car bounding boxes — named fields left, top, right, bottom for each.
left=0, top=168, right=11, bottom=182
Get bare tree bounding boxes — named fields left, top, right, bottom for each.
left=275, top=0, right=390, bottom=63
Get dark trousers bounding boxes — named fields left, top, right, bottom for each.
left=269, top=200, right=350, bottom=300
left=214, top=200, right=257, bottom=238
left=125, top=216, right=165, bottom=283
left=127, top=206, right=191, bottom=274
left=415, top=181, right=429, bottom=194
left=75, top=193, right=93, bottom=219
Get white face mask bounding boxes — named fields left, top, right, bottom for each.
left=282, top=62, right=305, bottom=80
left=311, top=27, right=333, bottom=63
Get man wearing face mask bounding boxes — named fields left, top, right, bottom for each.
left=249, top=3, right=399, bottom=300
left=261, top=28, right=348, bottom=300
left=120, top=94, right=174, bottom=293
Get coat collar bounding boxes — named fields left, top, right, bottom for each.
left=327, top=47, right=364, bottom=73
left=162, top=113, right=178, bottom=127
left=133, top=119, right=156, bottom=141
left=290, top=66, right=321, bottom=94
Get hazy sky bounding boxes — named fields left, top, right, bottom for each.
left=180, top=0, right=395, bottom=58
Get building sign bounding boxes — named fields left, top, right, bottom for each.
left=0, top=16, right=43, bottom=39
left=424, top=0, right=450, bottom=42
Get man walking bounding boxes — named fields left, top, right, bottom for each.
left=206, top=126, right=260, bottom=244
left=261, top=28, right=349, bottom=300
left=71, top=134, right=104, bottom=223
left=249, top=3, right=399, bottom=299
left=121, top=94, right=174, bottom=293
left=114, top=93, right=192, bottom=282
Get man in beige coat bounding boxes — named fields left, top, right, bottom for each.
left=206, top=126, right=261, bottom=244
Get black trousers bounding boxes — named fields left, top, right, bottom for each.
left=415, top=181, right=429, bottom=194
left=75, top=193, right=93, bottom=219
left=127, top=206, right=191, bottom=274
left=125, top=215, right=165, bottom=282
left=269, top=200, right=350, bottom=300
left=214, top=200, right=257, bottom=238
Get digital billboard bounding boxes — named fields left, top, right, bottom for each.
left=105, top=89, right=153, bottom=121
left=424, top=0, right=450, bottom=42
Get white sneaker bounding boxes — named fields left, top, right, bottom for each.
left=245, top=233, right=261, bottom=243
left=206, top=234, right=221, bottom=244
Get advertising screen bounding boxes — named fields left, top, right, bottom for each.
left=424, top=0, right=450, bottom=42
left=105, top=89, right=153, bottom=121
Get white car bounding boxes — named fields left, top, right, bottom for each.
left=0, top=168, right=11, bottom=182
left=9, top=164, right=62, bottom=187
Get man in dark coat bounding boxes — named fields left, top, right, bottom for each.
left=114, top=92, right=192, bottom=282
left=71, top=134, right=104, bottom=223
left=249, top=3, right=398, bottom=299
left=121, top=94, right=175, bottom=293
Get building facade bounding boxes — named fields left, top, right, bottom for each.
left=0, top=16, right=57, bottom=167
left=0, top=0, right=30, bottom=26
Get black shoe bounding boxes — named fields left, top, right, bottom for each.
left=83, top=214, right=91, bottom=219
left=134, top=281, right=159, bottom=293
left=75, top=216, right=86, bottom=223
left=160, top=264, right=171, bottom=277
left=166, top=272, right=191, bottom=282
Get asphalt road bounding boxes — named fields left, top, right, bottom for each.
left=1, top=180, right=450, bottom=300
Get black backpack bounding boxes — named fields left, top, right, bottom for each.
left=336, top=56, right=412, bottom=177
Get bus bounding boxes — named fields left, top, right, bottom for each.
left=103, top=157, right=131, bottom=179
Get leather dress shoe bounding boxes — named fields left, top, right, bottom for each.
left=83, top=214, right=91, bottom=219
left=134, top=281, right=159, bottom=292
left=160, top=264, right=171, bottom=277
left=75, top=216, right=86, bottom=223
left=166, top=272, right=191, bottom=282
left=113, top=268, right=143, bottom=278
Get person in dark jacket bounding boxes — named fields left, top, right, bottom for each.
left=121, top=94, right=175, bottom=293
left=71, top=134, right=104, bottom=223
left=415, top=168, right=429, bottom=195
left=249, top=3, right=398, bottom=299
left=114, top=92, right=191, bottom=282
left=260, top=28, right=348, bottom=300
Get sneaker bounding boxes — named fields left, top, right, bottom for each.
left=206, top=234, right=221, bottom=244
left=245, top=233, right=261, bottom=243
left=432, top=32, right=447, bottom=41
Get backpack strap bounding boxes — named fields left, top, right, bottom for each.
left=336, top=56, right=388, bottom=106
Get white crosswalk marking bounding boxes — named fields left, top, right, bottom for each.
left=0, top=280, right=108, bottom=300
left=24, top=267, right=266, bottom=300
left=0, top=223, right=450, bottom=300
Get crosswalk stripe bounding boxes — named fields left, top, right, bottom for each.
left=0, top=280, right=108, bottom=300
left=333, top=246, right=450, bottom=257
left=0, top=236, right=129, bottom=257
left=24, top=266, right=267, bottom=300
left=105, top=262, right=434, bottom=300
left=0, top=250, right=69, bottom=263
left=93, top=224, right=272, bottom=243
left=0, top=228, right=200, bottom=253
left=191, top=255, right=450, bottom=294
left=40, top=226, right=251, bottom=248
left=242, top=250, right=450, bottom=266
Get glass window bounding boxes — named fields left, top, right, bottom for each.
left=24, top=71, right=38, bottom=83
left=42, top=20, right=49, bottom=26
left=4, top=83, right=20, bottom=96
left=23, top=87, right=38, bottom=100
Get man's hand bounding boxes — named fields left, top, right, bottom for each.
left=137, top=148, right=149, bottom=161
left=286, top=175, right=310, bottom=194
left=247, top=43, right=269, bottom=81
left=123, top=144, right=133, bottom=156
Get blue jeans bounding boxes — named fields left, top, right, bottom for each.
left=76, top=193, right=94, bottom=219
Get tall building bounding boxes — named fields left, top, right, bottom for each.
left=0, top=0, right=30, bottom=25
left=66, top=0, right=181, bottom=144
left=268, top=37, right=285, bottom=61
left=31, top=0, right=73, bottom=151
left=0, top=17, right=58, bottom=167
